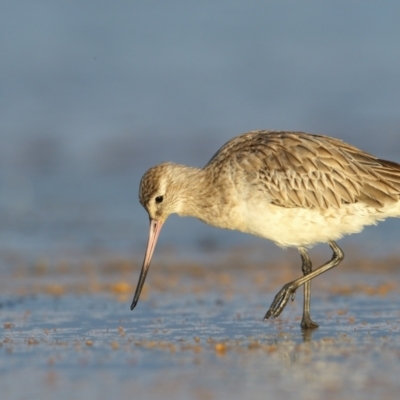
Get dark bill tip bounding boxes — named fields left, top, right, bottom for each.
left=130, top=219, right=163, bottom=311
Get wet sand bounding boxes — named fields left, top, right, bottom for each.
left=1, top=247, right=400, bottom=400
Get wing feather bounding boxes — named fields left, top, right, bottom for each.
left=207, top=130, right=400, bottom=209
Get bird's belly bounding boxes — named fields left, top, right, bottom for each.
left=241, top=201, right=391, bottom=248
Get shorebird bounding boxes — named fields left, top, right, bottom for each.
left=130, top=130, right=400, bottom=329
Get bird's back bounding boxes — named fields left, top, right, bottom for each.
left=205, top=130, right=400, bottom=211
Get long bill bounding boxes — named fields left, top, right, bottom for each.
left=130, top=218, right=163, bottom=310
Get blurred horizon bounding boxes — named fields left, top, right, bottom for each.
left=0, top=1, right=400, bottom=262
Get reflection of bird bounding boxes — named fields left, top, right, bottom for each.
left=130, top=130, right=400, bottom=329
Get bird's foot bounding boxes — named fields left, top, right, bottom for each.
left=264, top=283, right=296, bottom=320
left=300, top=314, right=319, bottom=330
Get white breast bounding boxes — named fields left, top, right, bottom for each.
left=238, top=198, right=399, bottom=248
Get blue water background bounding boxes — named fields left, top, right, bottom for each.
left=1, top=1, right=400, bottom=264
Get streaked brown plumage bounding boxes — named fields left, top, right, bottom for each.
left=132, top=130, right=400, bottom=329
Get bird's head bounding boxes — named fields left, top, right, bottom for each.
left=131, top=162, right=199, bottom=310
left=138, top=162, right=185, bottom=223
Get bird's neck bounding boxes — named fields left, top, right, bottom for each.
left=172, top=166, right=211, bottom=217
left=174, top=164, right=237, bottom=228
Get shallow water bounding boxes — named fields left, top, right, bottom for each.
left=1, top=258, right=400, bottom=400
left=1, top=2, right=400, bottom=399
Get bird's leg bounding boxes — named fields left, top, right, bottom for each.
left=264, top=241, right=344, bottom=321
left=299, top=248, right=319, bottom=330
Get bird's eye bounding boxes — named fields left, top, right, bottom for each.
left=155, top=196, right=164, bottom=204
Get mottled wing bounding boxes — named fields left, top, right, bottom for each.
left=208, top=131, right=400, bottom=209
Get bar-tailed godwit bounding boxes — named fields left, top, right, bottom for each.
left=130, top=130, right=400, bottom=329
